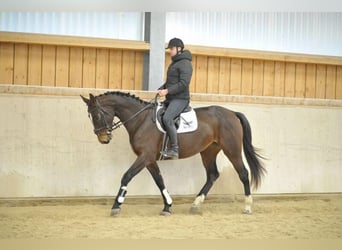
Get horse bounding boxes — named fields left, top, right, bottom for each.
left=81, top=91, right=266, bottom=216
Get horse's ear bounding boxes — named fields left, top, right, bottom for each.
left=89, top=94, right=95, bottom=104
left=80, top=95, right=90, bottom=105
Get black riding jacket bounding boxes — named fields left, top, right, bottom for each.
left=159, top=50, right=193, bottom=100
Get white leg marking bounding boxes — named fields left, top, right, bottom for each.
left=162, top=189, right=173, bottom=205
left=117, top=196, right=125, bottom=203
left=243, top=195, right=253, bottom=214
left=192, top=194, right=205, bottom=207
left=117, top=186, right=127, bottom=203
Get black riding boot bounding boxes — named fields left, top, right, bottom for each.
left=163, top=125, right=179, bottom=159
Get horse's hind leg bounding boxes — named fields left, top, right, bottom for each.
left=223, top=150, right=253, bottom=214
left=190, top=143, right=221, bottom=214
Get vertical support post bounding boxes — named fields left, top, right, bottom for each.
left=142, top=12, right=166, bottom=91
left=142, top=12, right=151, bottom=90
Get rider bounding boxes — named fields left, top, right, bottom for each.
left=157, top=38, right=193, bottom=159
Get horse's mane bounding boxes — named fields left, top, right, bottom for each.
left=98, top=91, right=150, bottom=105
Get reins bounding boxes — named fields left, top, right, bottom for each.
left=111, top=94, right=159, bottom=131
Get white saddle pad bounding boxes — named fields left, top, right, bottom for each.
left=156, top=103, right=198, bottom=134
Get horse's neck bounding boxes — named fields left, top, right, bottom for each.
left=113, top=97, right=150, bottom=131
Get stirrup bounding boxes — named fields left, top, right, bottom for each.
left=162, top=147, right=179, bottom=159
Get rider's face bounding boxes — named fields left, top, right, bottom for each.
left=168, top=47, right=181, bottom=57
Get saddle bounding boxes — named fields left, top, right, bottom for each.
left=155, top=102, right=198, bottom=134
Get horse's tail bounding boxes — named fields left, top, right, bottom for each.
left=235, top=112, right=266, bottom=189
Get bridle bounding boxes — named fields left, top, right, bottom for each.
left=88, top=99, right=114, bottom=135
left=88, top=95, right=158, bottom=135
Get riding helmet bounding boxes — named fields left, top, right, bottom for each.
left=166, top=38, right=184, bottom=49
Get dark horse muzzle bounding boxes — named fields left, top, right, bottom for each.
left=96, top=129, right=112, bottom=144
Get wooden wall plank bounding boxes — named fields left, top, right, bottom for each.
left=189, top=55, right=196, bottom=93
left=96, top=48, right=109, bottom=89
left=134, top=52, right=144, bottom=90
left=82, top=48, right=96, bottom=89
left=336, top=66, right=342, bottom=99
left=305, top=64, right=316, bottom=98
left=0, top=32, right=150, bottom=52
left=316, top=64, right=327, bottom=99
left=263, top=61, right=275, bottom=96
left=3, top=31, right=342, bottom=65
left=13, top=43, right=28, bottom=85
left=3, top=36, right=341, bottom=101
left=0, top=43, right=14, bottom=84
left=27, top=44, right=42, bottom=86
left=109, top=49, right=123, bottom=89
left=326, top=65, right=336, bottom=99
left=69, top=47, right=83, bottom=88
left=55, top=46, right=69, bottom=87
left=121, top=50, right=135, bottom=90
left=241, top=59, right=253, bottom=95
left=252, top=60, right=264, bottom=96
left=42, top=45, right=56, bottom=86
left=195, top=55, right=208, bottom=93
left=230, top=58, right=242, bottom=95
left=218, top=57, right=231, bottom=94
left=284, top=62, right=296, bottom=97
left=207, top=56, right=220, bottom=94
left=274, top=61, right=285, bottom=97
left=295, top=63, right=306, bottom=98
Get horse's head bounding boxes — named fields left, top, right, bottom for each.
left=81, top=94, right=115, bottom=144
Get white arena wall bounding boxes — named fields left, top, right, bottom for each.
left=0, top=86, right=341, bottom=198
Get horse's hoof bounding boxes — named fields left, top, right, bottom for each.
left=189, top=206, right=203, bottom=215
left=110, top=208, right=121, bottom=216
left=242, top=209, right=252, bottom=215
left=160, top=210, right=171, bottom=216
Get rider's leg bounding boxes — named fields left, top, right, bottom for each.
left=162, top=99, right=189, bottom=159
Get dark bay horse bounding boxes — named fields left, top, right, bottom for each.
left=81, top=91, right=266, bottom=216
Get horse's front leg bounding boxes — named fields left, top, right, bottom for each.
left=146, top=162, right=173, bottom=216
left=111, top=156, right=146, bottom=216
